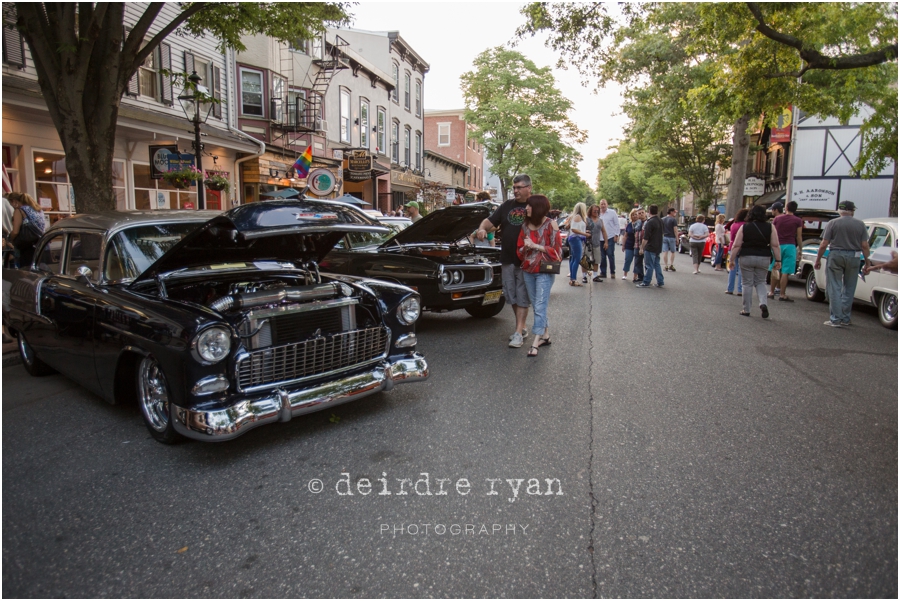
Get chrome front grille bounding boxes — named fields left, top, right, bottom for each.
left=236, top=326, right=389, bottom=392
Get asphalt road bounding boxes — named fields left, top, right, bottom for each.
left=3, top=253, right=897, bottom=598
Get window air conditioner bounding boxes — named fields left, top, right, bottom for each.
left=316, top=119, right=329, bottom=132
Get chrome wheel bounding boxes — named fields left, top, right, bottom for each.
left=878, top=293, right=897, bottom=329
left=138, top=356, right=170, bottom=433
left=806, top=269, right=825, bottom=302
left=17, top=331, right=55, bottom=376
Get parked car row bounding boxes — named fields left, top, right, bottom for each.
left=2, top=199, right=508, bottom=445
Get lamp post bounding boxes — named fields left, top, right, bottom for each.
left=178, top=71, right=212, bottom=210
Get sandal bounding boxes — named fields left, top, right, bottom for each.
left=571, top=280, right=583, bottom=287
left=537, top=335, right=552, bottom=348
left=767, top=293, right=775, bottom=299
left=778, top=296, right=794, bottom=302
left=527, top=343, right=540, bottom=357
left=739, top=311, right=750, bottom=317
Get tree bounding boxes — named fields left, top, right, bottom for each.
left=596, top=140, right=686, bottom=213
left=539, top=165, right=595, bottom=212
left=519, top=2, right=898, bottom=216
left=460, top=47, right=586, bottom=202
left=12, top=2, right=351, bottom=214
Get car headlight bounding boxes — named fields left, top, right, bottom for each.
left=452, top=270, right=462, bottom=284
left=397, top=296, right=421, bottom=325
left=192, top=326, right=231, bottom=364
left=441, top=271, right=451, bottom=285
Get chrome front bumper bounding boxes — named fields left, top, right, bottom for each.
left=171, top=354, right=428, bottom=441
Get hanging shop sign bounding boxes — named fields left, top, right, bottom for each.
left=348, top=150, right=373, bottom=172
left=770, top=106, right=793, bottom=144
left=149, top=144, right=179, bottom=179
left=743, top=177, right=765, bottom=197
left=307, top=168, right=337, bottom=196
left=346, top=170, right=373, bottom=182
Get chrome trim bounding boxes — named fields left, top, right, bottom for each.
left=171, top=353, right=429, bottom=441
left=234, top=325, right=391, bottom=393
left=395, top=333, right=417, bottom=348
left=192, top=375, right=230, bottom=396
left=240, top=297, right=358, bottom=350
left=244, top=297, right=357, bottom=321
left=437, top=264, right=493, bottom=293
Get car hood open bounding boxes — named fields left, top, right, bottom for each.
left=132, top=199, right=388, bottom=284
left=380, top=206, right=491, bottom=247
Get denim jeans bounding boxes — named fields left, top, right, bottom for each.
left=623, top=248, right=635, bottom=274
left=727, top=262, right=743, bottom=293
left=714, top=243, right=725, bottom=267
left=826, top=250, right=861, bottom=324
left=599, top=238, right=616, bottom=276
left=568, top=235, right=584, bottom=281
left=739, top=255, right=770, bottom=313
left=523, top=271, right=554, bottom=337
left=642, top=251, right=664, bottom=285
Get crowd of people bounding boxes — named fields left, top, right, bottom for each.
left=472, top=173, right=892, bottom=353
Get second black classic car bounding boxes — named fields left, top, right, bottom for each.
left=320, top=204, right=506, bottom=318
left=3, top=201, right=428, bottom=443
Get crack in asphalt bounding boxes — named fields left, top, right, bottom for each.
left=587, top=278, right=598, bottom=599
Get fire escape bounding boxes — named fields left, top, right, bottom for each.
left=270, top=34, right=350, bottom=148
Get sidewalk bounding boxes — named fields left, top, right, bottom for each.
left=3, top=336, right=19, bottom=367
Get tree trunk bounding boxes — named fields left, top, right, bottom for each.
left=725, top=114, right=750, bottom=219
left=890, top=161, right=898, bottom=218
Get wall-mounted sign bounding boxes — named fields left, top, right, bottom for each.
left=149, top=144, right=179, bottom=179
left=307, top=168, right=337, bottom=196
left=348, top=150, right=372, bottom=172
left=791, top=181, right=838, bottom=207
left=346, top=170, right=372, bottom=182
left=743, top=177, right=765, bottom=197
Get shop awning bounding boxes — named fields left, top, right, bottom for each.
left=753, top=189, right=786, bottom=207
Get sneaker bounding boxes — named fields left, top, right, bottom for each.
left=774, top=287, right=780, bottom=294
left=760, top=305, right=769, bottom=319
left=653, top=283, right=664, bottom=288
left=599, top=274, right=607, bottom=279
left=593, top=276, right=604, bottom=282
left=636, top=282, right=651, bottom=288
left=582, top=275, right=588, bottom=284
left=620, top=275, right=627, bottom=280
left=509, top=328, right=529, bottom=341
left=823, top=320, right=843, bottom=328
left=841, top=320, right=851, bottom=326
left=669, top=266, right=676, bottom=272
left=509, top=332, right=524, bottom=347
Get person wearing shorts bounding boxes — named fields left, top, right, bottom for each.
left=476, top=174, right=533, bottom=348
left=768, top=201, right=803, bottom=301
left=661, top=208, right=678, bottom=271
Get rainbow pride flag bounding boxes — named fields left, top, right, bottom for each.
left=293, top=146, right=313, bottom=178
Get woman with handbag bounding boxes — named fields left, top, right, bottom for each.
left=517, top=195, right=562, bottom=357
left=566, top=202, right=588, bottom=286
left=729, top=204, right=782, bottom=318
left=8, top=192, right=45, bottom=268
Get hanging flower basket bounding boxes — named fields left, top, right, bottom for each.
left=204, top=174, right=230, bottom=193
left=162, top=165, right=203, bottom=189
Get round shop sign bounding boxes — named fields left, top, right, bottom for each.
left=153, top=148, right=174, bottom=174
left=308, top=168, right=336, bottom=196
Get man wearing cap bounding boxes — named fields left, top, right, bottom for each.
left=814, top=200, right=872, bottom=327
left=404, top=201, right=423, bottom=222
left=767, top=201, right=804, bottom=301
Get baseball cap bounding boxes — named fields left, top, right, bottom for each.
left=771, top=202, right=784, bottom=211
left=838, top=200, right=856, bottom=211
left=404, top=201, right=419, bottom=209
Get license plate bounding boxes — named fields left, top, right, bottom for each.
left=482, top=290, right=503, bottom=305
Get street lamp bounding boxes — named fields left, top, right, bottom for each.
left=178, top=71, right=213, bottom=209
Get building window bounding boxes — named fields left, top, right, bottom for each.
left=240, top=68, right=264, bottom=116
left=139, top=47, right=159, bottom=100
left=391, top=62, right=399, bottom=103
left=404, top=127, right=411, bottom=166
left=415, top=131, right=422, bottom=170
left=438, top=123, right=450, bottom=146
left=415, top=80, right=421, bottom=117
left=360, top=99, right=370, bottom=149
left=404, top=72, right=411, bottom=111
left=377, top=107, right=386, bottom=154
left=133, top=162, right=196, bottom=210
left=272, top=76, right=286, bottom=123
left=340, top=88, right=351, bottom=143
left=287, top=89, right=307, bottom=127
left=290, top=38, right=310, bottom=54
left=391, top=120, right=400, bottom=163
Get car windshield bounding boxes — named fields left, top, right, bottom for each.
left=334, top=230, right=395, bottom=250
left=105, top=222, right=203, bottom=281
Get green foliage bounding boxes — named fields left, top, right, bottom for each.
left=539, top=166, right=596, bottom=212
left=597, top=140, right=687, bottom=213
left=460, top=47, right=586, bottom=201
left=518, top=1, right=898, bottom=178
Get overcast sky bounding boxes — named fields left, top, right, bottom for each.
left=346, top=1, right=627, bottom=189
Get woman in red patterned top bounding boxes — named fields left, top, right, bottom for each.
left=516, top=195, right=562, bottom=357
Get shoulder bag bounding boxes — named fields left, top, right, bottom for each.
left=14, top=210, right=41, bottom=248
left=528, top=221, right=561, bottom=274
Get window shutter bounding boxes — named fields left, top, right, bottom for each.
left=159, top=42, right=172, bottom=104
left=124, top=27, right=138, bottom=96
left=2, top=4, right=25, bottom=68
left=212, top=65, right=222, bottom=119
left=184, top=50, right=194, bottom=75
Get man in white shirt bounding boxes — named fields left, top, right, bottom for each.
left=597, top=199, right=621, bottom=279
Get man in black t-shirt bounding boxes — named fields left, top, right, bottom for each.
left=476, top=174, right=532, bottom=347
left=661, top=208, right=678, bottom=271
left=637, top=204, right=665, bottom=287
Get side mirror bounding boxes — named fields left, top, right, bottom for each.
left=76, top=265, right=93, bottom=281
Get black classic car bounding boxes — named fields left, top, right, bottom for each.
left=3, top=201, right=428, bottom=443
left=320, top=204, right=506, bottom=318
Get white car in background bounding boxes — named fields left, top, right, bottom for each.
left=803, top=217, right=898, bottom=329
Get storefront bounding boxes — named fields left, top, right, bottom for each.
left=390, top=169, right=424, bottom=214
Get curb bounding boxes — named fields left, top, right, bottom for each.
left=3, top=350, right=21, bottom=368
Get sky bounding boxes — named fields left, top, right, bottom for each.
left=345, top=1, right=628, bottom=190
